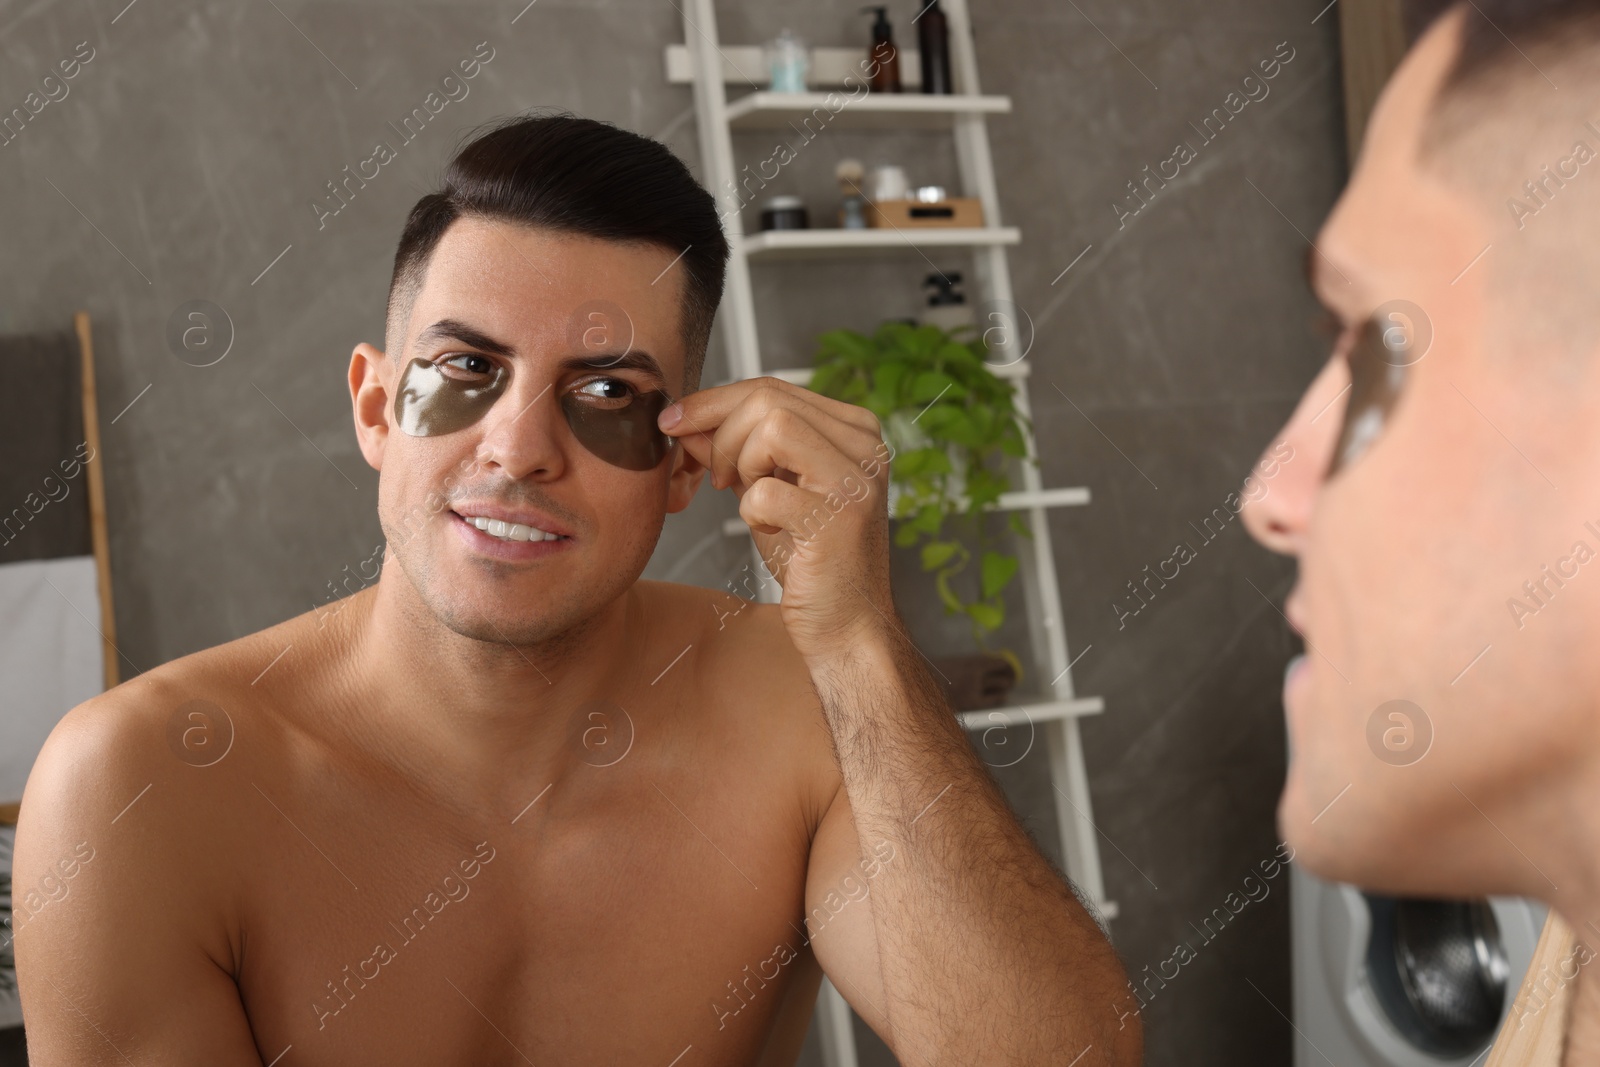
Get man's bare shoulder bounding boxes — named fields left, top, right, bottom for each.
left=638, top=579, right=841, bottom=822
left=20, top=598, right=348, bottom=835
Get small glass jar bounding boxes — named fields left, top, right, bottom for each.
left=765, top=30, right=808, bottom=93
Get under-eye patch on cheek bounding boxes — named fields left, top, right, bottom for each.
left=1328, top=318, right=1409, bottom=477
left=559, top=388, right=678, bottom=471
left=393, top=357, right=677, bottom=471
left=394, top=357, right=508, bottom=437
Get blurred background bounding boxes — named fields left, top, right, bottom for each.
left=0, top=0, right=1365, bottom=1062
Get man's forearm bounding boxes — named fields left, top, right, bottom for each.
left=806, top=615, right=1139, bottom=1065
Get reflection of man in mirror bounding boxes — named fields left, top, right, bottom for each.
left=14, top=113, right=1136, bottom=1064
left=1243, top=0, right=1600, bottom=1056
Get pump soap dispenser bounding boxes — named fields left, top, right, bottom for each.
left=861, top=6, right=902, bottom=93
left=918, top=0, right=953, bottom=94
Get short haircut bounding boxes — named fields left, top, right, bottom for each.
left=385, top=112, right=729, bottom=392
left=1406, top=0, right=1600, bottom=165
left=1403, top=0, right=1600, bottom=355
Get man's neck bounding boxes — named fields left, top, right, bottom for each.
left=338, top=560, right=648, bottom=796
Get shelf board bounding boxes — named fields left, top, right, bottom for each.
left=718, top=485, right=1090, bottom=539
left=957, top=695, right=1104, bottom=730
left=741, top=227, right=1020, bottom=260
left=725, top=91, right=1011, bottom=131
left=749, top=361, right=1030, bottom=387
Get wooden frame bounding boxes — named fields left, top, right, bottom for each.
left=75, top=311, right=118, bottom=693
left=0, top=314, right=117, bottom=829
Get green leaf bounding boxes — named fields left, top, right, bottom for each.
left=916, top=404, right=963, bottom=437
left=893, top=522, right=920, bottom=548
left=981, top=551, right=1019, bottom=600
left=872, top=360, right=910, bottom=408
left=910, top=370, right=967, bottom=404
left=935, top=568, right=963, bottom=613
left=817, top=329, right=878, bottom=363
left=937, top=341, right=982, bottom=369
left=967, top=600, right=1004, bottom=631
left=921, top=448, right=953, bottom=477
left=921, top=540, right=960, bottom=570
left=1008, top=512, right=1033, bottom=540
left=939, top=410, right=981, bottom=447
left=893, top=447, right=938, bottom=478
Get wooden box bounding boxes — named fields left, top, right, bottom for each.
left=867, top=196, right=984, bottom=229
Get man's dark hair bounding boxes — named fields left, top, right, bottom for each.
left=1405, top=0, right=1600, bottom=55
left=1402, top=0, right=1600, bottom=355
left=386, top=112, right=729, bottom=392
left=1404, top=0, right=1600, bottom=155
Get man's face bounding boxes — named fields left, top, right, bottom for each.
left=1243, top=9, right=1600, bottom=897
left=350, top=217, right=706, bottom=646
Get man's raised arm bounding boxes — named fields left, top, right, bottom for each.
left=656, top=376, right=1139, bottom=1064
left=802, top=610, right=1139, bottom=1065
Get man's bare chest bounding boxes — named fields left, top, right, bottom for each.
left=227, top=753, right=823, bottom=1067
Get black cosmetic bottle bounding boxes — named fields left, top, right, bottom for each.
left=918, top=0, right=953, bottom=94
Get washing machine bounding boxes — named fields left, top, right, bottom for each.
left=1292, top=864, right=1548, bottom=1066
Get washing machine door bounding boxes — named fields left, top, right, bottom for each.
left=1319, top=886, right=1545, bottom=1066
left=1364, top=896, right=1511, bottom=1055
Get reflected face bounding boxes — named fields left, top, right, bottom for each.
left=365, top=217, right=704, bottom=646
left=1241, top=10, right=1600, bottom=896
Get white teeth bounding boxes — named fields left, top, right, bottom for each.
left=464, top=515, right=559, bottom=543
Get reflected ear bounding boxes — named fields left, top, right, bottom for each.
left=664, top=433, right=706, bottom=514
left=350, top=342, right=390, bottom=471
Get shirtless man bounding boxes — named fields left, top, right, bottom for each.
left=1241, top=0, right=1600, bottom=1058
left=12, top=115, right=1136, bottom=1065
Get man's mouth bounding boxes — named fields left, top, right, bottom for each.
left=451, top=509, right=572, bottom=545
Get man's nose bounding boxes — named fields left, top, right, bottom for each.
left=1240, top=354, right=1349, bottom=556
left=475, top=380, right=568, bottom=481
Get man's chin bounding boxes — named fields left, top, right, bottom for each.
left=1279, top=772, right=1457, bottom=896
left=1277, top=768, right=1371, bottom=886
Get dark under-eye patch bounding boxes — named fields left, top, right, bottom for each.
left=394, top=357, right=509, bottom=437
left=1328, top=318, right=1409, bottom=476
left=560, top=387, right=678, bottom=471
left=394, top=356, right=677, bottom=471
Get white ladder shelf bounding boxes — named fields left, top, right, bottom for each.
left=668, top=4, right=1115, bottom=1063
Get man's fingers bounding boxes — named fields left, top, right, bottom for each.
left=678, top=385, right=884, bottom=492
left=738, top=474, right=861, bottom=546
left=733, top=405, right=870, bottom=498
left=664, top=376, right=883, bottom=446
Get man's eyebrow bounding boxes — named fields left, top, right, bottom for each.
left=412, top=318, right=516, bottom=358
left=413, top=318, right=671, bottom=391
left=559, top=349, right=670, bottom=391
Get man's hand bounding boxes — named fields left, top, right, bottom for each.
left=657, top=376, right=895, bottom=659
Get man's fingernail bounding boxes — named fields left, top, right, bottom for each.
left=659, top=403, right=682, bottom=430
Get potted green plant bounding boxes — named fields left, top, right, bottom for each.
left=806, top=319, right=1036, bottom=710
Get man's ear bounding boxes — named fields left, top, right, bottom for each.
left=350, top=342, right=390, bottom=471
left=664, top=433, right=707, bottom=514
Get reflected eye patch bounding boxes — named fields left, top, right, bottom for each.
left=393, top=357, right=677, bottom=471
left=1328, top=318, right=1409, bottom=476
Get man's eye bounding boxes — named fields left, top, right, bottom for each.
left=439, top=353, right=495, bottom=379
left=574, top=377, right=636, bottom=405
left=1328, top=317, right=1410, bottom=476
